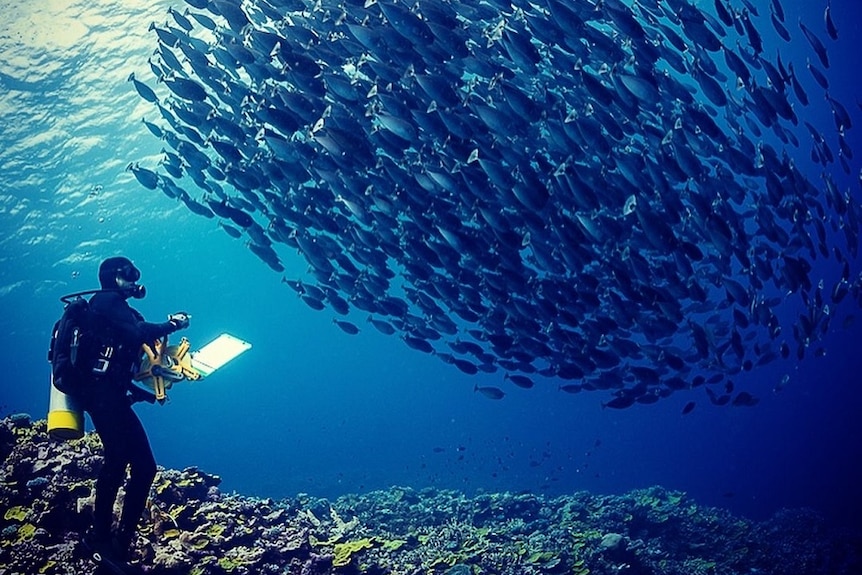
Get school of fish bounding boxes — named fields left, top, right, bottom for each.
left=128, top=0, right=861, bottom=409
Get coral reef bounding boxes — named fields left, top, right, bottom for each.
left=1, top=416, right=859, bottom=575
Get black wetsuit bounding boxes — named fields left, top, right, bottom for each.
left=80, top=290, right=177, bottom=544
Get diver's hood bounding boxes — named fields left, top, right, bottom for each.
left=98, top=256, right=145, bottom=298
left=99, top=256, right=140, bottom=286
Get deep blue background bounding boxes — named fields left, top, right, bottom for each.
left=1, top=0, right=860, bottom=529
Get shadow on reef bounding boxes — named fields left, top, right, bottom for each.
left=1, top=415, right=860, bottom=575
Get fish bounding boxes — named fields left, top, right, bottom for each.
left=403, top=335, right=434, bottom=354
left=126, top=0, right=858, bottom=412
left=769, top=0, right=785, bottom=22
left=187, top=10, right=216, bottom=30
left=714, top=0, right=734, bottom=28
left=740, top=0, right=760, bottom=17
left=147, top=22, right=179, bottom=48
left=451, top=358, right=479, bottom=375
left=475, top=385, right=505, bottom=400
left=706, top=390, right=731, bottom=406
left=179, top=192, right=214, bottom=218
left=681, top=401, right=696, bottom=415
left=602, top=395, right=636, bottom=410
left=333, top=319, right=360, bottom=335
left=825, top=2, right=839, bottom=40
left=787, top=62, right=809, bottom=106
left=505, top=374, right=535, bottom=389
left=301, top=294, right=325, bottom=311
left=770, top=13, right=791, bottom=42
left=126, top=162, right=159, bottom=190
left=207, top=199, right=253, bottom=228
left=826, top=94, right=853, bottom=130
left=209, top=0, right=250, bottom=32
left=806, top=59, right=830, bottom=90
left=128, top=73, right=157, bottom=103
left=161, top=75, right=209, bottom=102
left=722, top=46, right=752, bottom=86
left=731, top=391, right=760, bottom=407
left=218, top=221, right=243, bottom=239
left=798, top=20, right=830, bottom=69
left=247, top=241, right=283, bottom=272
left=167, top=7, right=193, bottom=32
left=367, top=316, right=396, bottom=335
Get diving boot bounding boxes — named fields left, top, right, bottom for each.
left=83, top=526, right=116, bottom=560
left=111, top=528, right=134, bottom=564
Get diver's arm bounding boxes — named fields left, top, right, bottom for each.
left=90, top=291, right=178, bottom=344
left=132, top=314, right=179, bottom=343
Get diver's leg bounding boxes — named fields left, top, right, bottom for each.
left=115, top=405, right=157, bottom=558
left=86, top=400, right=130, bottom=555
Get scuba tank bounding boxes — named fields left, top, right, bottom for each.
left=46, top=290, right=95, bottom=441
left=47, top=373, right=84, bottom=440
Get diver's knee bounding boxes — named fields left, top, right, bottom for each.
left=141, top=458, right=157, bottom=482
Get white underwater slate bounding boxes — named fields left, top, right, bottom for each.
left=190, top=333, right=252, bottom=377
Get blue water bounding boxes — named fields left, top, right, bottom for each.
left=1, top=0, right=861, bottom=531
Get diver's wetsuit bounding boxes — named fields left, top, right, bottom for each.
left=80, top=290, right=177, bottom=547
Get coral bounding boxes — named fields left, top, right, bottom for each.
left=14, top=523, right=37, bottom=544
left=216, top=545, right=263, bottom=572
left=4, top=506, right=28, bottom=522
left=380, top=538, right=406, bottom=551
left=332, top=537, right=378, bottom=567
left=0, top=416, right=860, bottom=575
left=329, top=505, right=360, bottom=539
left=599, top=532, right=625, bottom=552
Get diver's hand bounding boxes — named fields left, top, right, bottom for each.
left=128, top=385, right=156, bottom=405
left=168, top=312, right=190, bottom=330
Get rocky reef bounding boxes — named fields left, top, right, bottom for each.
left=1, top=415, right=859, bottom=575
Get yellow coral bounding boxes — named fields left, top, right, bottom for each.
left=428, top=555, right=458, bottom=569
left=168, top=504, right=188, bottom=520
left=217, top=549, right=259, bottom=573
left=215, top=546, right=262, bottom=572
left=16, top=523, right=37, bottom=544
left=153, top=476, right=172, bottom=495
left=4, top=506, right=28, bottom=522
left=187, top=533, right=211, bottom=551
left=380, top=538, right=406, bottom=551
left=332, top=538, right=377, bottom=567
left=525, top=551, right=557, bottom=564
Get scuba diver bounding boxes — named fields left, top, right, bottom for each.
left=77, top=257, right=190, bottom=565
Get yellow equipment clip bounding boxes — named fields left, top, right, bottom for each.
left=135, top=336, right=202, bottom=400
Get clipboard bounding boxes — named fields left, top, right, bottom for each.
left=190, top=333, right=252, bottom=377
